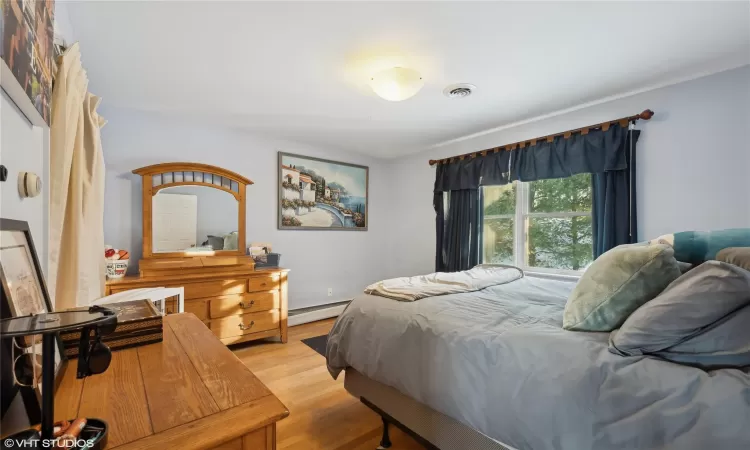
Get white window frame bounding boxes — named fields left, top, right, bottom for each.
left=483, top=180, right=591, bottom=277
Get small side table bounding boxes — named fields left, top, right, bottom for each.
left=92, top=287, right=185, bottom=315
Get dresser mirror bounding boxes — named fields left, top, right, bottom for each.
left=152, top=185, right=239, bottom=253
left=134, top=163, right=252, bottom=258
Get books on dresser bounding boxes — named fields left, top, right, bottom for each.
left=61, top=300, right=163, bottom=358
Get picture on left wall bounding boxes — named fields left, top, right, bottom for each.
left=0, top=0, right=55, bottom=124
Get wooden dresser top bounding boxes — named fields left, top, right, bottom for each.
left=54, top=313, right=289, bottom=449
left=105, top=267, right=289, bottom=287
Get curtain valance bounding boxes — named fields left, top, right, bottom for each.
left=433, top=122, right=631, bottom=192
left=433, top=150, right=511, bottom=193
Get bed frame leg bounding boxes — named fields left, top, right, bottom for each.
left=377, top=417, right=392, bottom=449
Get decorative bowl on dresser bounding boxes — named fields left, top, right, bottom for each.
left=106, top=162, right=289, bottom=346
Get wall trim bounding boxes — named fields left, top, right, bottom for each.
left=288, top=302, right=350, bottom=327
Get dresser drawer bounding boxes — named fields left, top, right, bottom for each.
left=247, top=274, right=279, bottom=293
left=184, top=298, right=209, bottom=321
left=209, top=291, right=279, bottom=319
left=212, top=310, right=279, bottom=339
left=183, top=279, right=247, bottom=300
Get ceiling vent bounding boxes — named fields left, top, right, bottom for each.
left=443, top=83, right=476, bottom=98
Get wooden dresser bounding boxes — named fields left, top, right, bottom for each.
left=55, top=313, right=289, bottom=449
left=105, top=259, right=289, bottom=345
left=113, top=162, right=290, bottom=346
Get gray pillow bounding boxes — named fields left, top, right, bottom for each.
left=563, top=243, right=682, bottom=332
left=648, top=306, right=750, bottom=369
left=610, top=261, right=750, bottom=368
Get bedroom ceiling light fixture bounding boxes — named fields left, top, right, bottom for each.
left=369, top=67, right=424, bottom=102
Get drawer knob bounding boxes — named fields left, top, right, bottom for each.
left=260, top=282, right=267, bottom=286
left=239, top=300, right=255, bottom=309
left=238, top=321, right=255, bottom=331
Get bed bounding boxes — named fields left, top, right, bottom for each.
left=326, top=275, right=750, bottom=450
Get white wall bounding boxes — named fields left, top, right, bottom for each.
left=98, top=67, right=750, bottom=308
left=99, top=107, right=390, bottom=310
left=0, top=92, right=48, bottom=272
left=385, top=66, right=750, bottom=278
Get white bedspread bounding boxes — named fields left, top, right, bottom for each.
left=363, top=264, right=524, bottom=301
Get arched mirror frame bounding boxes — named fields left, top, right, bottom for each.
left=133, top=162, right=253, bottom=259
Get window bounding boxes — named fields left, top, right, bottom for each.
left=482, top=173, right=593, bottom=274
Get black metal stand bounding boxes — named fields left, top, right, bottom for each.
left=378, top=417, right=392, bottom=449
left=361, top=397, right=440, bottom=450
left=40, top=333, right=56, bottom=440
left=0, top=308, right=116, bottom=446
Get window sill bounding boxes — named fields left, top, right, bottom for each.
left=523, top=270, right=581, bottom=283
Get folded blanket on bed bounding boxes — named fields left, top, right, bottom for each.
left=364, top=264, right=524, bottom=301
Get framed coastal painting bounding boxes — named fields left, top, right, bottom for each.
left=278, top=152, right=368, bottom=231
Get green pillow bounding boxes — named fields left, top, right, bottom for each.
left=223, top=231, right=239, bottom=250
left=563, top=244, right=682, bottom=332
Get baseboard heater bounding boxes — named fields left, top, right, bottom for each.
left=287, top=300, right=351, bottom=326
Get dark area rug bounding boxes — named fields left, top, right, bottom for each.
left=302, top=334, right=328, bottom=357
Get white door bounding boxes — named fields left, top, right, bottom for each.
left=152, top=193, right=198, bottom=252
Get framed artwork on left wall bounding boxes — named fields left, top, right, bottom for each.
left=278, top=152, right=368, bottom=231
left=0, top=0, right=55, bottom=125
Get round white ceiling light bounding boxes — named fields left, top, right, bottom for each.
left=443, top=83, right=476, bottom=98
left=369, top=67, right=424, bottom=102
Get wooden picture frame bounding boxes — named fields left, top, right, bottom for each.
left=132, top=162, right=253, bottom=259
left=0, top=218, right=66, bottom=422
left=278, top=152, right=369, bottom=231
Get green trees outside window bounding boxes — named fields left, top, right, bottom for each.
left=482, top=173, right=593, bottom=271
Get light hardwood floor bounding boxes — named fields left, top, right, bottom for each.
left=233, top=318, right=424, bottom=450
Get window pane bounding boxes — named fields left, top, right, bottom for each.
left=529, top=173, right=591, bottom=213
left=483, top=183, right=516, bottom=216
left=527, top=216, right=593, bottom=271
left=483, top=218, right=514, bottom=264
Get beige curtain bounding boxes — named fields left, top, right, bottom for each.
left=48, top=43, right=106, bottom=310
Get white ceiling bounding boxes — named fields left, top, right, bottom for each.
left=64, top=1, right=750, bottom=158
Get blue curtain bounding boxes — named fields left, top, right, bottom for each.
left=434, top=123, right=631, bottom=191
left=509, top=123, right=630, bottom=182
left=433, top=122, right=639, bottom=269
left=592, top=130, right=640, bottom=258
left=434, top=189, right=480, bottom=272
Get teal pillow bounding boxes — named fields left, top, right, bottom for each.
left=563, top=243, right=682, bottom=332
left=650, top=228, right=750, bottom=264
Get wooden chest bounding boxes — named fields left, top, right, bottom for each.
left=105, top=259, right=289, bottom=346
left=54, top=313, right=289, bottom=449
